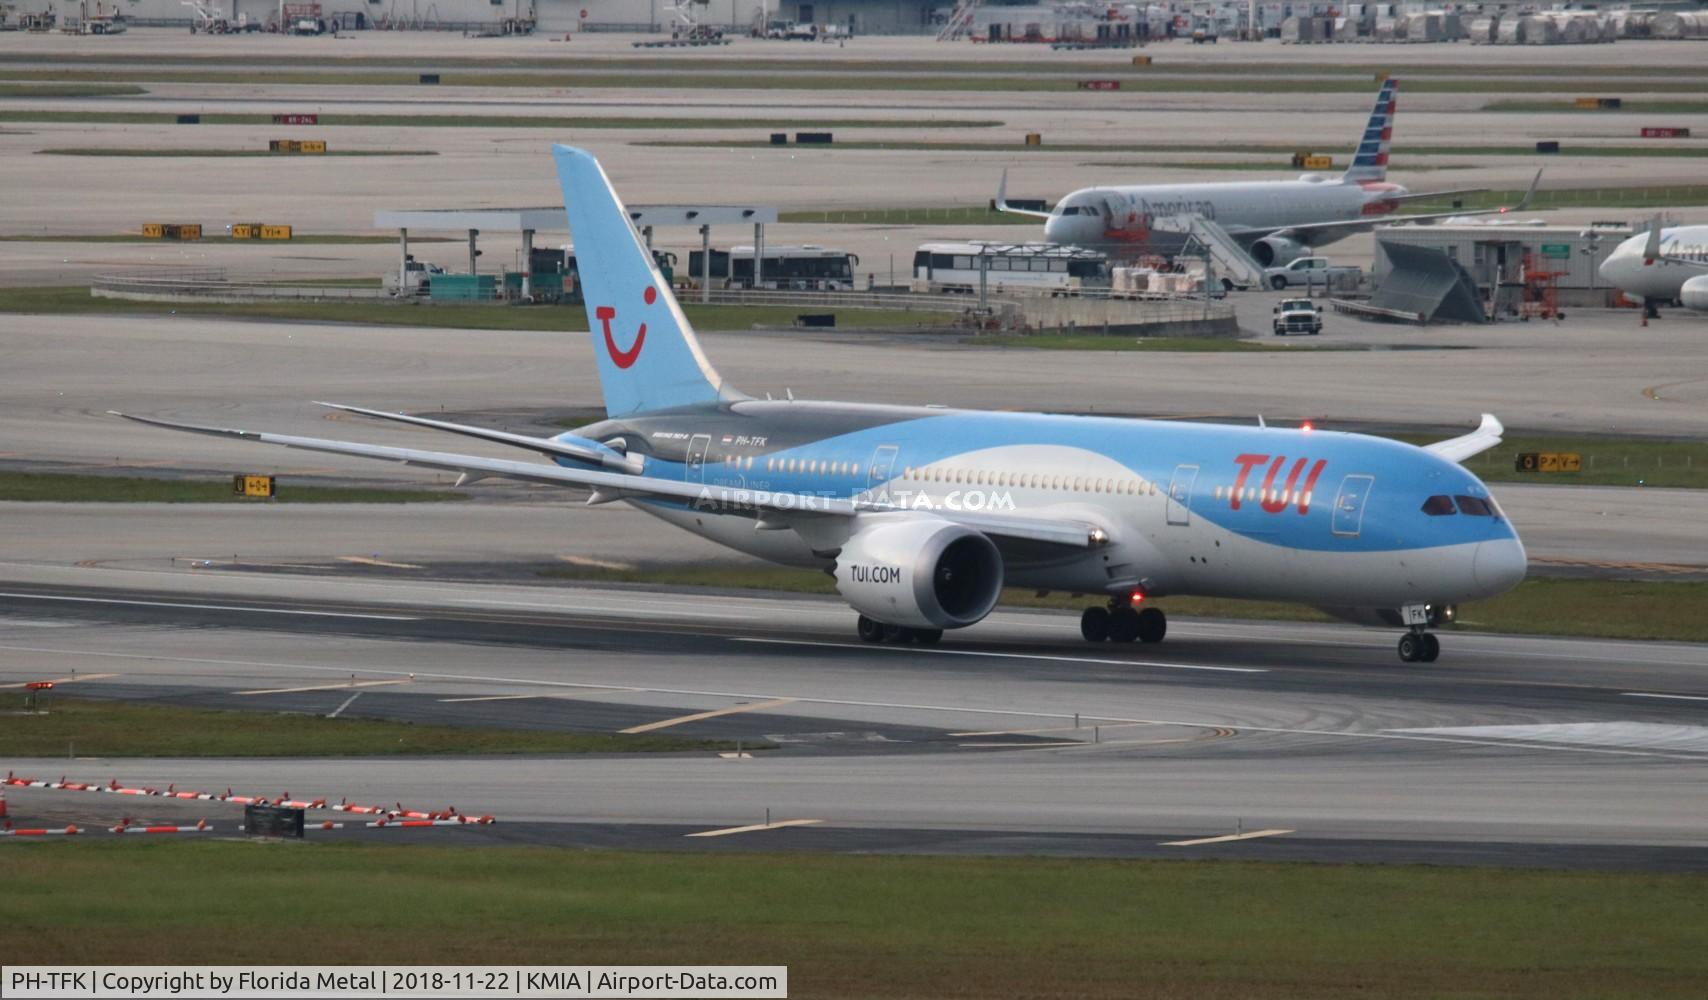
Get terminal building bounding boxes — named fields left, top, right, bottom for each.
left=35, top=0, right=943, bottom=34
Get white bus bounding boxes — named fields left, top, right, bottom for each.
left=911, top=241, right=1107, bottom=294
left=687, top=244, right=860, bottom=291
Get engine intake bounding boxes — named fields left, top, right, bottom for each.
left=834, top=517, right=1003, bottom=629
left=1252, top=235, right=1309, bottom=268
left=1681, top=274, right=1708, bottom=312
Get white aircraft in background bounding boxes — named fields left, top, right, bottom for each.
left=998, top=77, right=1541, bottom=267
left=1598, top=217, right=1708, bottom=316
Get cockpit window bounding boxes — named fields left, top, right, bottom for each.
left=1059, top=206, right=1082, bottom=216
left=1454, top=495, right=1494, bottom=516
left=1421, top=495, right=1456, bottom=516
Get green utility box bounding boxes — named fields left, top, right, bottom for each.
left=428, top=274, right=497, bottom=302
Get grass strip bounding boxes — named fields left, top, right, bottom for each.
left=5, top=52, right=1707, bottom=77
left=12, top=67, right=1708, bottom=94
left=0, top=235, right=445, bottom=244
left=0, top=471, right=464, bottom=504
left=963, top=334, right=1300, bottom=353
left=0, top=108, right=998, bottom=129
left=539, top=565, right=1708, bottom=644
left=37, top=147, right=436, bottom=158
left=7, top=843, right=1708, bottom=997
left=1488, top=98, right=1708, bottom=114
left=0, top=696, right=743, bottom=757
left=0, top=286, right=949, bottom=332
left=1392, top=433, right=1708, bottom=490
left=646, top=138, right=1708, bottom=160
left=0, top=82, right=145, bottom=97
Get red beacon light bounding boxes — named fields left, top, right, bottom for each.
left=1301, top=421, right=1314, bottom=432
left=1128, top=589, right=1146, bottom=606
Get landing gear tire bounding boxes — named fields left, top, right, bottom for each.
left=1398, top=632, right=1440, bottom=663
left=856, top=615, right=884, bottom=643
left=1080, top=606, right=1110, bottom=643
left=881, top=623, right=910, bottom=644
left=913, top=628, right=943, bottom=646
left=1108, top=607, right=1141, bottom=643
left=1136, top=607, right=1167, bottom=644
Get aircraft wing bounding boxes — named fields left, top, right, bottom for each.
left=1424, top=413, right=1504, bottom=464
left=1268, top=169, right=1543, bottom=247
left=112, top=411, right=1107, bottom=550
left=993, top=169, right=1054, bottom=220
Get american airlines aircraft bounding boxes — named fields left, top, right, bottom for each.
left=998, top=78, right=1540, bottom=267
left=118, top=146, right=1527, bottom=663
left=1597, top=218, right=1708, bottom=315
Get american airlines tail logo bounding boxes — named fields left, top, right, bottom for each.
left=1230, top=453, right=1328, bottom=514
left=596, top=285, right=656, bottom=369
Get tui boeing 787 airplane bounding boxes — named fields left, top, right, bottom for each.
left=118, top=146, right=1526, bottom=663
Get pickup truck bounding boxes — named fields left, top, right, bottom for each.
left=1263, top=256, right=1360, bottom=291
left=1272, top=298, right=1323, bottom=336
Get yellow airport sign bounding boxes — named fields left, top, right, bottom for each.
left=1515, top=452, right=1582, bottom=473
left=233, top=475, right=276, bottom=498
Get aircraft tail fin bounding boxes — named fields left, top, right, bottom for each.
left=1342, top=78, right=1397, bottom=184
left=552, top=145, right=740, bottom=419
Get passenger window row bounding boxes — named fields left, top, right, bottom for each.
left=1213, top=485, right=1315, bottom=508
left=902, top=466, right=1155, bottom=496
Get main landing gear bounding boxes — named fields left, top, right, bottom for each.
left=1396, top=629, right=1440, bottom=663
left=855, top=614, right=942, bottom=646
left=1080, top=600, right=1166, bottom=644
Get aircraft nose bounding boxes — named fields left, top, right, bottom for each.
left=1472, top=536, right=1527, bottom=595
left=1597, top=254, right=1618, bottom=284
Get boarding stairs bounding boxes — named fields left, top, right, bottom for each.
left=1151, top=214, right=1266, bottom=290
left=936, top=0, right=983, bottom=41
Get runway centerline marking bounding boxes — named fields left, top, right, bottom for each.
left=1164, top=829, right=1295, bottom=847
left=621, top=697, right=799, bottom=735
left=0, top=592, right=419, bottom=622
left=686, top=819, right=822, bottom=838
left=0, top=672, right=118, bottom=689
left=1623, top=692, right=1708, bottom=703
left=237, top=679, right=411, bottom=697
left=733, top=637, right=1267, bottom=674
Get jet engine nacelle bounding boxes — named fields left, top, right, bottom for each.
left=1681, top=274, right=1708, bottom=312
left=834, top=516, right=1003, bottom=630
left=1252, top=235, right=1310, bottom=268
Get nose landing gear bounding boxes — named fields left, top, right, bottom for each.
left=1397, top=629, right=1440, bottom=663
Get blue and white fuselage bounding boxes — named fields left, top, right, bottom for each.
left=119, top=144, right=1525, bottom=662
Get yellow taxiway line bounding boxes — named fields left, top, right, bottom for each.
left=1163, top=829, right=1295, bottom=847
left=237, top=678, right=411, bottom=696
left=686, top=819, right=822, bottom=838
left=621, top=696, right=798, bottom=735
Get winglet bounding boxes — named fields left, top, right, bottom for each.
left=1511, top=168, right=1543, bottom=212
left=1424, top=413, right=1504, bottom=465
left=993, top=168, right=1053, bottom=219
left=1643, top=213, right=1664, bottom=265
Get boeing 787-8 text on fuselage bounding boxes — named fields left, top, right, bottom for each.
left=121, top=146, right=1527, bottom=663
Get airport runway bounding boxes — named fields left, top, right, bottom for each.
left=3, top=562, right=1706, bottom=867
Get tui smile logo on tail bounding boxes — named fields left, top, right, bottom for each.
left=596, top=285, right=656, bottom=369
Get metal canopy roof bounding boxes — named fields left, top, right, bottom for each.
left=374, top=204, right=778, bottom=232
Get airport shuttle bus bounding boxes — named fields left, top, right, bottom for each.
left=912, top=242, right=1107, bottom=294
left=687, top=245, right=860, bottom=291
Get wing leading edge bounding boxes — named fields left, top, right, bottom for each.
left=112, top=411, right=1105, bottom=549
